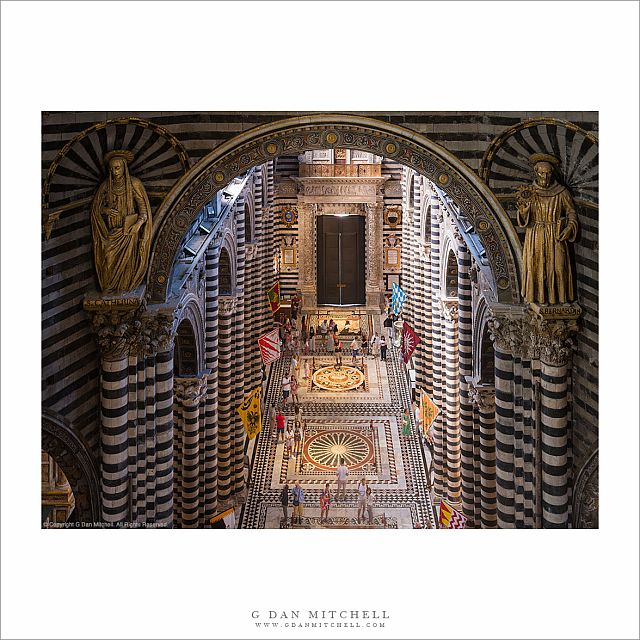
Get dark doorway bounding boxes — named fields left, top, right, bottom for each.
left=317, top=215, right=365, bottom=305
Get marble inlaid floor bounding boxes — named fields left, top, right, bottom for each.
left=240, top=344, right=435, bottom=529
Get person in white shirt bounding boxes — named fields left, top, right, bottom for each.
left=357, top=477, right=368, bottom=524
left=281, top=375, right=291, bottom=404
left=336, top=459, right=349, bottom=501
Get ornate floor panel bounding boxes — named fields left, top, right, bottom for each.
left=240, top=344, right=435, bottom=529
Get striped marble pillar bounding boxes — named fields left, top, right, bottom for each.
left=430, top=196, right=445, bottom=499
left=441, top=298, right=461, bottom=505
left=203, top=245, right=220, bottom=523
left=175, top=375, right=208, bottom=528
left=471, top=386, right=497, bottom=528
left=144, top=351, right=157, bottom=522
left=535, top=311, right=580, bottom=528
left=457, top=242, right=475, bottom=524
left=216, top=296, right=236, bottom=503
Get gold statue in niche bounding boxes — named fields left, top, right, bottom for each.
left=516, top=153, right=578, bottom=304
left=91, top=150, right=152, bottom=294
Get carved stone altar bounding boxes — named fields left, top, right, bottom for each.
left=292, top=175, right=389, bottom=312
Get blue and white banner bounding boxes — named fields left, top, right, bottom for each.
left=391, top=282, right=407, bottom=316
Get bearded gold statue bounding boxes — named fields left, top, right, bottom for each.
left=516, top=153, right=579, bottom=305
left=91, top=150, right=152, bottom=294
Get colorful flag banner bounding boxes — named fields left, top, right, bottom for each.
left=237, top=387, right=262, bottom=440
left=401, top=321, right=421, bottom=364
left=258, top=328, right=281, bottom=366
left=391, top=282, right=407, bottom=316
left=438, top=499, right=467, bottom=529
left=266, top=281, right=281, bottom=313
left=420, top=390, right=440, bottom=434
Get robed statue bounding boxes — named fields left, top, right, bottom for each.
left=91, top=150, right=152, bottom=294
left=516, top=153, right=578, bottom=305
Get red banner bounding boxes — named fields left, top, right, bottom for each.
left=258, top=328, right=281, bottom=366
left=266, top=281, right=281, bottom=313
left=401, top=321, right=421, bottom=364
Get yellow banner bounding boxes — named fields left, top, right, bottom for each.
left=420, top=389, right=440, bottom=434
left=237, top=386, right=262, bottom=440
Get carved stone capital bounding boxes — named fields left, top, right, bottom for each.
left=218, top=296, right=238, bottom=316
left=440, top=298, right=458, bottom=322
left=531, top=315, right=580, bottom=366
left=138, top=310, right=177, bottom=355
left=468, top=384, right=495, bottom=410
left=174, top=374, right=208, bottom=405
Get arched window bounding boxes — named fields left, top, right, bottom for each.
left=445, top=249, right=459, bottom=298
left=219, top=247, right=232, bottom=296
left=244, top=201, right=253, bottom=244
left=175, top=319, right=198, bottom=377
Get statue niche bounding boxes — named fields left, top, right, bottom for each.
left=91, top=150, right=152, bottom=294
left=516, top=153, right=578, bottom=305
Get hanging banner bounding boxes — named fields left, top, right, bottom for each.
left=391, top=282, right=407, bottom=316
left=401, top=321, right=421, bottom=364
left=237, top=386, right=262, bottom=440
left=266, top=281, right=281, bottom=313
left=420, top=390, right=440, bottom=434
left=438, top=499, right=467, bottom=529
left=258, top=328, right=281, bottom=366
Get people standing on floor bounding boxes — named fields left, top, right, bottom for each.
left=350, top=337, right=359, bottom=364
left=291, top=375, right=300, bottom=405
left=285, top=422, right=295, bottom=458
left=281, top=374, right=291, bottom=404
left=281, top=482, right=290, bottom=524
left=291, top=480, right=305, bottom=526
left=303, top=359, right=310, bottom=380
left=293, top=403, right=302, bottom=427
left=320, top=319, right=328, bottom=346
left=414, top=400, right=421, bottom=436
left=275, top=407, right=286, bottom=443
left=402, top=407, right=412, bottom=437
left=336, top=458, right=349, bottom=500
left=291, top=354, right=298, bottom=377
left=335, top=339, right=343, bottom=367
left=365, top=486, right=374, bottom=525
left=327, top=331, right=335, bottom=356
left=320, top=482, right=332, bottom=524
left=357, top=477, right=368, bottom=523
left=383, top=314, right=393, bottom=341
left=328, top=318, right=336, bottom=334
left=370, top=332, right=380, bottom=359
left=380, top=335, right=387, bottom=361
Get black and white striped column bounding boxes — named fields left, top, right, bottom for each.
left=472, top=386, right=497, bottom=528
left=441, top=298, right=461, bottom=505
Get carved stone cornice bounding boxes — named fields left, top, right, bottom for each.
left=440, top=298, right=459, bottom=322
left=218, top=296, right=238, bottom=316
left=174, top=374, right=208, bottom=405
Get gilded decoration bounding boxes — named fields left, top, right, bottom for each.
left=516, top=153, right=579, bottom=305
left=384, top=234, right=401, bottom=271
left=148, top=117, right=520, bottom=304
left=384, top=205, right=402, bottom=228
left=91, top=151, right=153, bottom=295
left=278, top=206, right=298, bottom=228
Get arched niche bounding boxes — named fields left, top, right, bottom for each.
left=175, top=318, right=198, bottom=377
left=444, top=247, right=459, bottom=298
left=219, top=247, right=233, bottom=296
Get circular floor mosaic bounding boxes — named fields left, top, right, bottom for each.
left=303, top=430, right=374, bottom=471
left=312, top=365, right=365, bottom=392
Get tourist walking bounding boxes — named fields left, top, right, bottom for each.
left=282, top=374, right=291, bottom=404
left=309, top=325, right=316, bottom=352
left=291, top=480, right=305, bottom=526
left=281, top=482, right=290, bottom=524
left=275, top=408, right=286, bottom=443
left=269, top=403, right=277, bottom=438
left=294, top=420, right=304, bottom=457
left=365, top=486, right=374, bottom=525
left=291, top=375, right=300, bottom=405
left=357, top=477, right=368, bottom=523
left=327, top=331, right=335, bottom=355
left=350, top=337, right=359, bottom=364
left=402, top=407, right=412, bottom=437
left=303, top=359, right=310, bottom=380
left=383, top=314, right=393, bottom=340
left=336, top=458, right=348, bottom=500
left=335, top=340, right=343, bottom=367
left=320, top=483, right=332, bottom=524
left=370, top=332, right=380, bottom=359
left=380, top=335, right=387, bottom=362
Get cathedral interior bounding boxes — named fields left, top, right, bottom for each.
left=40, top=111, right=600, bottom=530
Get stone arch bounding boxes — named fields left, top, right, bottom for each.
left=41, top=409, right=101, bottom=524
left=147, top=114, right=522, bottom=303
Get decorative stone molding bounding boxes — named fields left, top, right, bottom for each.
left=440, top=298, right=459, bottom=322
left=218, top=296, right=238, bottom=316
left=486, top=305, right=528, bottom=354
left=245, top=243, right=259, bottom=260
left=572, top=449, right=598, bottom=529
left=174, top=374, right=208, bottom=405
left=532, top=316, right=580, bottom=366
